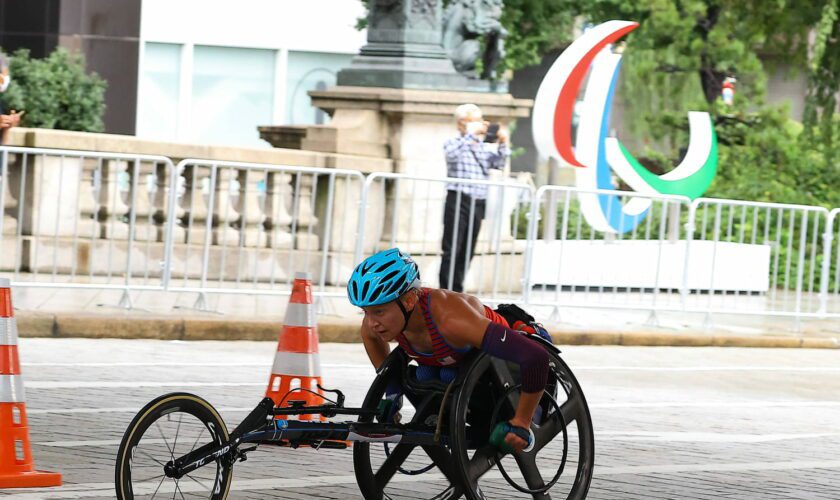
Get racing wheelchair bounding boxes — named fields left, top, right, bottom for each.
left=115, top=335, right=594, bottom=499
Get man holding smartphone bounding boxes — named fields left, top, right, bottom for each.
left=440, top=103, right=510, bottom=292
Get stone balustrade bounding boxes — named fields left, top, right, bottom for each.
left=0, top=127, right=527, bottom=296
left=0, top=129, right=390, bottom=287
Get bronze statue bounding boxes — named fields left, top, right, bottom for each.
left=442, top=0, right=507, bottom=80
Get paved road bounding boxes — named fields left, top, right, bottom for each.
left=1, top=339, right=839, bottom=499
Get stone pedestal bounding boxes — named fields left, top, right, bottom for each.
left=319, top=88, right=528, bottom=235
left=304, top=87, right=531, bottom=159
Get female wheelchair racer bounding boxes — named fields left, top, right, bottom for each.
left=114, top=249, right=594, bottom=499
left=350, top=248, right=553, bottom=453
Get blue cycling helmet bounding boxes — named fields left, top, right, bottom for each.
left=348, top=248, right=421, bottom=307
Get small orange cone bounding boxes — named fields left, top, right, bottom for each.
left=0, top=278, right=61, bottom=488
left=266, top=272, right=324, bottom=421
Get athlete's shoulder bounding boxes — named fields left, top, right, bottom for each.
left=427, top=288, right=485, bottom=316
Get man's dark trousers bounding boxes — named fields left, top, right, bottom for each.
left=440, top=190, right=486, bottom=293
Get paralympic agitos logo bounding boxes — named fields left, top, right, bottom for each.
left=533, top=20, right=718, bottom=234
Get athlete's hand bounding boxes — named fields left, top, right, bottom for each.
left=383, top=378, right=403, bottom=423
left=490, top=420, right=532, bottom=453
left=504, top=418, right=531, bottom=452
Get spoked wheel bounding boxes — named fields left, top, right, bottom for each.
left=353, top=350, right=464, bottom=500
left=450, top=342, right=594, bottom=499
left=116, top=393, right=233, bottom=500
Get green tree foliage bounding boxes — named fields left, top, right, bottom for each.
left=0, top=48, right=106, bottom=132
left=491, top=0, right=839, bottom=207
left=559, top=0, right=838, bottom=208
left=802, top=0, right=840, bottom=167
left=496, top=0, right=574, bottom=73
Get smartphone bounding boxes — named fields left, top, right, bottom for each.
left=484, top=123, right=500, bottom=143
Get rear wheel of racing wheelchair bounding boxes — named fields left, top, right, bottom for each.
left=450, top=338, right=595, bottom=500
left=116, top=392, right=233, bottom=500
left=354, top=349, right=467, bottom=499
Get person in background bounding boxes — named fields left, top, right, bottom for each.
left=440, top=103, right=510, bottom=292
left=0, top=51, right=22, bottom=145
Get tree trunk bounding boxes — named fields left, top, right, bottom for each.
left=695, top=3, right=724, bottom=105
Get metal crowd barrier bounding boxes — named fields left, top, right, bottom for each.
left=824, top=208, right=840, bottom=316
left=685, top=199, right=832, bottom=321
left=0, top=146, right=177, bottom=307
left=3, top=145, right=840, bottom=329
left=522, top=185, right=692, bottom=321
left=164, top=159, right=365, bottom=308
left=355, top=172, right=534, bottom=303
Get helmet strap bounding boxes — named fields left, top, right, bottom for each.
left=395, top=295, right=415, bottom=332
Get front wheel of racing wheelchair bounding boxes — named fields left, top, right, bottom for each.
left=353, top=336, right=594, bottom=500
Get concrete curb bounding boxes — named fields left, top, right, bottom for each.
left=554, top=331, right=840, bottom=349
left=11, top=311, right=839, bottom=349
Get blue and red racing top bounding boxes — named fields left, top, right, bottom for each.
left=395, top=288, right=509, bottom=367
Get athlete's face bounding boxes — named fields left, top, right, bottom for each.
left=362, top=292, right=418, bottom=342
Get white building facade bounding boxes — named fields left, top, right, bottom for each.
left=136, top=0, right=366, bottom=147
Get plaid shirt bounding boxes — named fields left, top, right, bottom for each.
left=443, top=133, right=510, bottom=199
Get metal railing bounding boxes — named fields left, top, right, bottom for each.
left=685, top=199, right=831, bottom=320
left=824, top=208, right=840, bottom=316
left=522, top=185, right=693, bottom=321
left=2, top=145, right=840, bottom=329
left=0, top=146, right=177, bottom=307
left=163, top=159, right=365, bottom=308
left=355, top=172, right=534, bottom=302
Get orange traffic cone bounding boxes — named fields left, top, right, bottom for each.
left=266, top=272, right=324, bottom=421
left=0, top=278, right=61, bottom=488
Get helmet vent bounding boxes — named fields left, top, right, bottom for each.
left=375, top=261, right=394, bottom=273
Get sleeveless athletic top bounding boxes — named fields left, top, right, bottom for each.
left=395, top=288, right=509, bottom=367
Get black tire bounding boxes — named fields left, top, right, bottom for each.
left=450, top=346, right=595, bottom=500
left=115, top=392, right=233, bottom=500
left=353, top=349, right=464, bottom=500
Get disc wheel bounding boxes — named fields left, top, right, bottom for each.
left=353, top=349, right=464, bottom=500
left=115, top=392, right=233, bottom=499
left=450, top=342, right=595, bottom=499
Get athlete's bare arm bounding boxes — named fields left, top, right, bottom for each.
left=360, top=323, right=390, bottom=370
left=430, top=290, right=542, bottom=450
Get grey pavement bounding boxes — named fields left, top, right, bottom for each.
left=0, top=339, right=839, bottom=498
